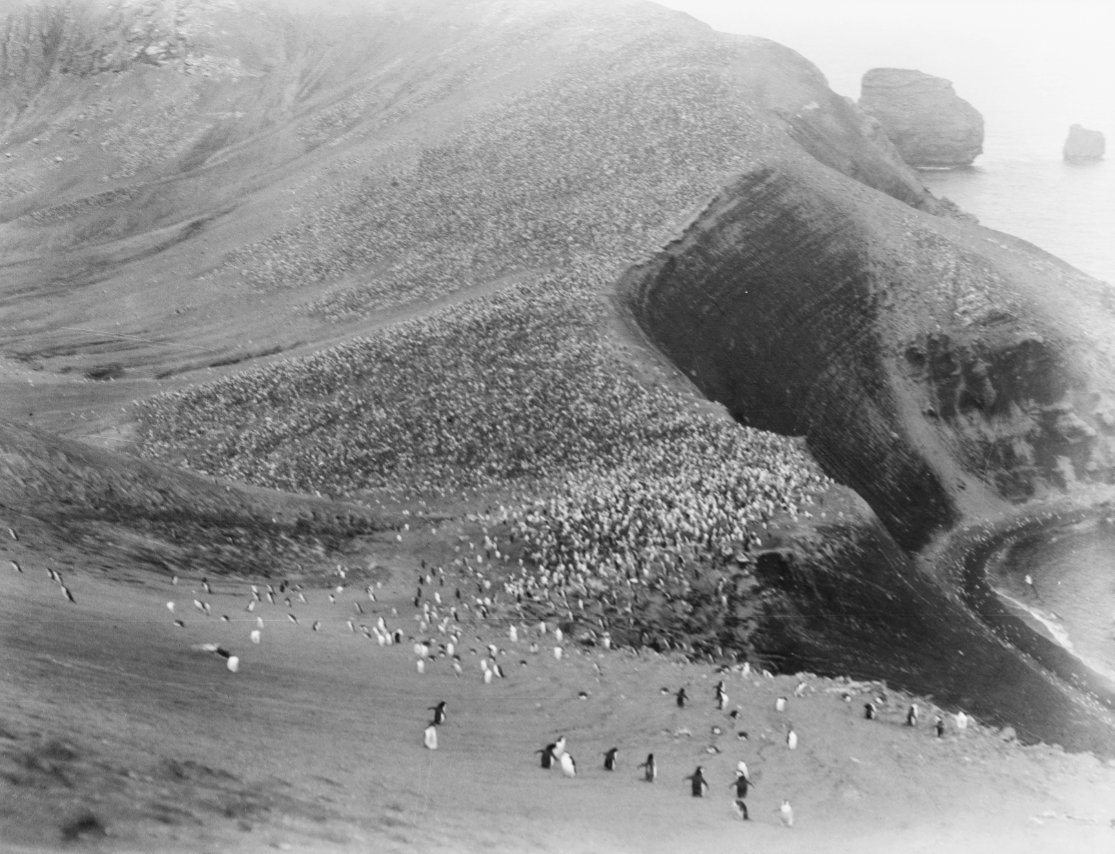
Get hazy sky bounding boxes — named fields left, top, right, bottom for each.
left=657, top=0, right=1114, bottom=155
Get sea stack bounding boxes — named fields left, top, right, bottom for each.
left=859, top=68, right=984, bottom=167
left=1063, top=124, right=1105, bottom=161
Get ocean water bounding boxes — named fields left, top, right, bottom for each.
left=994, top=523, right=1115, bottom=683
left=664, top=0, right=1115, bottom=283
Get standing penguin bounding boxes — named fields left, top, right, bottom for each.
left=423, top=724, right=438, bottom=750
left=553, top=735, right=567, bottom=760
left=864, top=701, right=877, bottom=720
left=906, top=703, right=919, bottom=727
left=786, top=726, right=798, bottom=750
left=559, top=752, right=577, bottom=779
left=428, top=701, right=447, bottom=725
left=955, top=710, right=969, bottom=731
left=603, top=748, right=619, bottom=771
left=536, top=743, right=558, bottom=769
left=934, top=715, right=945, bottom=738
left=715, top=681, right=729, bottom=711
left=638, top=753, right=656, bottom=783
left=730, top=770, right=753, bottom=820
left=778, top=799, right=794, bottom=828
left=686, top=765, right=709, bottom=797
left=676, top=687, right=688, bottom=708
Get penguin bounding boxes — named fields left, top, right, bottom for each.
left=553, top=735, right=567, bottom=759
left=559, top=752, right=576, bottom=778
left=424, top=724, right=438, bottom=750
left=312, top=620, right=321, bottom=632
left=779, top=799, right=794, bottom=828
left=794, top=681, right=807, bottom=698
left=864, top=701, right=877, bottom=720
left=7, top=527, right=17, bottom=540
left=536, top=743, right=558, bottom=769
left=730, top=770, right=753, bottom=820
left=786, top=726, right=798, bottom=750
left=10, top=560, right=21, bottom=573
left=226, top=656, right=240, bottom=673
left=775, top=696, right=787, bottom=712
left=603, top=747, right=618, bottom=771
left=638, top=753, right=656, bottom=782
left=429, top=701, right=447, bottom=725
left=62, top=585, right=75, bottom=604
left=287, top=613, right=299, bottom=624
left=676, top=687, right=688, bottom=708
left=47, top=567, right=59, bottom=584
left=906, top=703, right=918, bottom=727
left=172, top=619, right=185, bottom=628
left=934, top=715, right=945, bottom=738
left=250, top=629, right=261, bottom=645
left=686, top=765, right=708, bottom=797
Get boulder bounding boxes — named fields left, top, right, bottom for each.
left=1063, top=124, right=1105, bottom=161
left=859, top=68, right=984, bottom=168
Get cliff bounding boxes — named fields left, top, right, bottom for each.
left=624, top=153, right=1115, bottom=547
left=859, top=67, right=984, bottom=168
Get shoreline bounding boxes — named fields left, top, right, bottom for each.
left=922, top=487, right=1115, bottom=715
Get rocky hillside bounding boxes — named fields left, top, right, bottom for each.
left=2, top=0, right=1115, bottom=757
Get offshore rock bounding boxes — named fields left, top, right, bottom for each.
left=1063, top=124, right=1105, bottom=161
left=859, top=68, right=984, bottom=168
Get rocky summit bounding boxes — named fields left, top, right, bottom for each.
left=858, top=67, right=984, bottom=168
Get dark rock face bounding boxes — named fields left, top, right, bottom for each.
left=624, top=154, right=1115, bottom=548
left=1064, top=124, right=1105, bottom=161
left=859, top=68, right=984, bottom=168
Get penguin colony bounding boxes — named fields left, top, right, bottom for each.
left=4, top=524, right=983, bottom=833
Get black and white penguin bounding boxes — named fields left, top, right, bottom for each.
left=559, top=752, right=576, bottom=778
left=686, top=765, right=708, bottom=797
left=638, top=753, right=656, bottom=783
left=934, top=715, right=945, bottom=738
left=536, top=743, right=558, bottom=769
left=9, top=560, right=21, bottom=573
left=553, top=735, right=567, bottom=759
left=676, top=687, right=688, bottom=708
left=906, top=703, right=918, bottom=727
left=62, top=585, right=75, bottom=604
left=865, top=701, right=877, bottom=720
left=429, top=701, right=447, bottom=725
left=424, top=724, right=438, bottom=750
left=603, top=747, right=618, bottom=771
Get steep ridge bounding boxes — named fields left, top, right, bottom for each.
left=624, top=156, right=1115, bottom=545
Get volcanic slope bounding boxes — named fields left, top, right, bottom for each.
left=3, top=0, right=1115, bottom=850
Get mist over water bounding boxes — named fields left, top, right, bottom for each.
left=664, top=0, right=1115, bottom=283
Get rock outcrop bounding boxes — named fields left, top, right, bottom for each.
left=1063, top=124, right=1105, bottom=161
left=859, top=68, right=984, bottom=168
